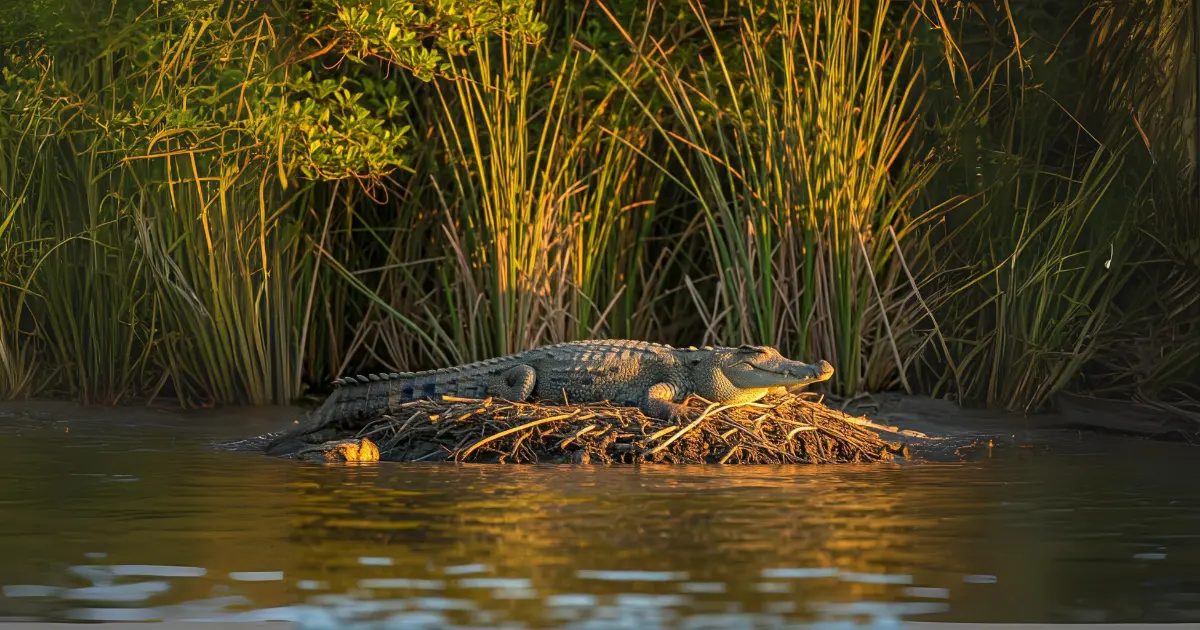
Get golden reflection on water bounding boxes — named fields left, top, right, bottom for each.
left=273, top=462, right=980, bottom=625
left=0, top=413, right=1199, bottom=626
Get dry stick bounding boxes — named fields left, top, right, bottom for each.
left=643, top=403, right=720, bottom=456
left=787, top=425, right=818, bottom=440
left=835, top=412, right=932, bottom=439
left=357, top=416, right=398, bottom=440
left=457, top=412, right=579, bottom=461
left=455, top=409, right=484, bottom=422
left=644, top=397, right=773, bottom=457
left=296, top=181, right=339, bottom=396
left=770, top=415, right=816, bottom=427
left=509, top=431, right=531, bottom=461
left=362, top=410, right=425, bottom=450
left=441, top=395, right=486, bottom=403
left=887, top=225, right=962, bottom=397
left=436, top=419, right=466, bottom=437
left=856, top=231, right=911, bottom=393
left=727, top=422, right=763, bottom=443
left=413, top=448, right=449, bottom=462
left=750, top=412, right=771, bottom=432
left=557, top=424, right=598, bottom=450
left=646, top=425, right=680, bottom=441
left=747, top=422, right=790, bottom=455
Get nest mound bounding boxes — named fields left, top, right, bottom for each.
left=279, top=392, right=903, bottom=465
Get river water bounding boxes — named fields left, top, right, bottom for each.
left=1, top=401, right=1198, bottom=628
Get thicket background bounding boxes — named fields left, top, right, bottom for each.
left=1, top=0, right=1196, bottom=414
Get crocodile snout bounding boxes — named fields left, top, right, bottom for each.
left=813, top=360, right=834, bottom=379
left=789, top=360, right=834, bottom=382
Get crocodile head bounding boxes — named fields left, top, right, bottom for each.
left=713, top=344, right=835, bottom=391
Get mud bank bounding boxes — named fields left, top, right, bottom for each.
left=0, top=390, right=1193, bottom=464
left=835, top=392, right=1198, bottom=460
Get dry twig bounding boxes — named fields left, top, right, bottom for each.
left=275, top=392, right=901, bottom=465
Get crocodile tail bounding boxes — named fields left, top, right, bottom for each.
left=263, top=377, right=397, bottom=454
left=262, top=356, right=525, bottom=455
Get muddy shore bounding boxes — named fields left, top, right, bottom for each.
left=1, top=391, right=1192, bottom=462
left=837, top=392, right=1197, bottom=451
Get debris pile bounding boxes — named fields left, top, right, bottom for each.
left=275, top=392, right=903, bottom=464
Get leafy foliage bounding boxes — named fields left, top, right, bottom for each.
left=301, top=0, right=546, bottom=78
left=0, top=0, right=1195, bottom=414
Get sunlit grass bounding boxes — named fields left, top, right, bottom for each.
left=0, top=0, right=1194, bottom=412
left=0, top=7, right=317, bottom=405
left=589, top=0, right=945, bottom=396
left=421, top=26, right=668, bottom=361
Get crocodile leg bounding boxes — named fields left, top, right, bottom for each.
left=642, top=382, right=688, bottom=423
left=485, top=364, right=538, bottom=401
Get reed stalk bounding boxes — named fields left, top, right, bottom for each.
left=1, top=0, right=1194, bottom=412
left=423, top=27, right=665, bottom=362
left=592, top=0, right=942, bottom=395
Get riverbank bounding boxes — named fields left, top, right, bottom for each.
left=836, top=393, right=1199, bottom=451
left=2, top=390, right=1193, bottom=465
left=4, top=0, right=1196, bottom=423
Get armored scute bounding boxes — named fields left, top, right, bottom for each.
left=266, top=339, right=834, bottom=453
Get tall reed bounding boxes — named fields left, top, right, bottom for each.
left=594, top=0, right=943, bottom=395
left=0, top=46, right=155, bottom=404
left=423, top=30, right=666, bottom=362
left=908, top=1, right=1145, bottom=411
left=0, top=55, right=56, bottom=399
left=1080, top=0, right=1199, bottom=404
left=0, top=3, right=318, bottom=405
left=2, top=0, right=1194, bottom=412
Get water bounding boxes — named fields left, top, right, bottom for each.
left=1, top=402, right=1199, bottom=628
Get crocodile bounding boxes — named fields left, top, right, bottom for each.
left=265, top=339, right=834, bottom=453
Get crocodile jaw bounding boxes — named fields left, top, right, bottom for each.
left=722, top=358, right=835, bottom=390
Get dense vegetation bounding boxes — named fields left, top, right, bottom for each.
left=1, top=0, right=1196, bottom=414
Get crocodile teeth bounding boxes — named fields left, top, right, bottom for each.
left=356, top=375, right=370, bottom=383
left=368, top=374, right=381, bottom=382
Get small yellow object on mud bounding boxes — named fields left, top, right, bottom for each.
left=322, top=437, right=380, bottom=463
